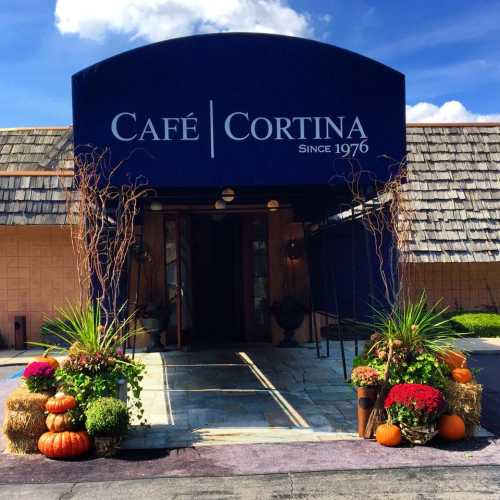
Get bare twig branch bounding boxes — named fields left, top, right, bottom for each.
left=62, top=148, right=150, bottom=325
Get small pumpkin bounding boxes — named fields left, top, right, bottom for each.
left=46, top=412, right=74, bottom=432
left=439, top=415, right=466, bottom=441
left=38, top=431, right=91, bottom=459
left=440, top=350, right=467, bottom=370
left=376, top=422, right=402, bottom=447
left=452, top=367, right=473, bottom=384
left=32, top=355, right=59, bottom=370
left=46, top=393, right=77, bottom=414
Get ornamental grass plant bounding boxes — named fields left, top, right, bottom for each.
left=30, top=302, right=141, bottom=357
left=370, top=292, right=462, bottom=357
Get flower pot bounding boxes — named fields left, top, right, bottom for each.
left=140, top=317, right=164, bottom=352
left=400, top=422, right=438, bottom=445
left=94, top=436, right=121, bottom=457
left=356, top=386, right=378, bottom=438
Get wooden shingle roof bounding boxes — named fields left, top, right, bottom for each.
left=0, top=127, right=74, bottom=224
left=402, top=124, right=500, bottom=263
left=0, top=125, right=499, bottom=264
left=0, top=127, right=73, bottom=172
left=0, top=174, right=72, bottom=225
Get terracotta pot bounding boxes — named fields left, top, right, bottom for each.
left=356, top=386, right=378, bottom=438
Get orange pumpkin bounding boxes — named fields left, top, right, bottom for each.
left=440, top=350, right=467, bottom=370
left=439, top=415, right=466, bottom=441
left=32, top=355, right=59, bottom=370
left=46, top=394, right=77, bottom=414
left=46, top=412, right=74, bottom=432
left=376, top=423, right=402, bottom=447
left=38, top=431, right=91, bottom=459
left=452, top=368, right=473, bottom=384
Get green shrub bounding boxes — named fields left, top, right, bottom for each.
left=450, top=312, right=500, bottom=337
left=85, top=397, right=129, bottom=437
left=367, top=351, right=450, bottom=391
left=55, top=357, right=145, bottom=425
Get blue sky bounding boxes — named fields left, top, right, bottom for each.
left=1, top=0, right=500, bottom=127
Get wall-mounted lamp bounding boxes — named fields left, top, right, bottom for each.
left=286, top=239, right=303, bottom=261
left=267, top=199, right=280, bottom=212
left=221, top=187, right=235, bottom=203
left=214, top=199, right=227, bottom=210
left=149, top=201, right=163, bottom=211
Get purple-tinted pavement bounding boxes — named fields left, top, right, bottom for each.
left=0, top=437, right=499, bottom=484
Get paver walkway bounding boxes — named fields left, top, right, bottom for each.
left=1, top=341, right=495, bottom=450
left=124, top=344, right=360, bottom=448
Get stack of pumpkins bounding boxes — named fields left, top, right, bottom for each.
left=38, top=393, right=92, bottom=459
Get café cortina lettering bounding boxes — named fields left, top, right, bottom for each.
left=111, top=105, right=369, bottom=158
left=72, top=34, right=404, bottom=187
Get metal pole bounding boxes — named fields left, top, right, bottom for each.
left=328, top=232, right=348, bottom=379
left=175, top=213, right=183, bottom=350
left=351, top=203, right=358, bottom=356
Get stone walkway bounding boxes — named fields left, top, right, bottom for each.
left=2, top=341, right=495, bottom=450
left=124, top=344, right=360, bottom=449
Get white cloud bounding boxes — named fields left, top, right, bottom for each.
left=406, top=101, right=500, bottom=123
left=54, top=0, right=311, bottom=42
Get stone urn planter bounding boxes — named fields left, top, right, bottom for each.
left=139, top=303, right=170, bottom=352
left=356, top=386, right=378, bottom=438
left=271, top=296, right=306, bottom=348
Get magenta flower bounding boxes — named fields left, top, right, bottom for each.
left=23, top=361, right=55, bottom=379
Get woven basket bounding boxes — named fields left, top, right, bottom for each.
left=400, top=422, right=438, bottom=445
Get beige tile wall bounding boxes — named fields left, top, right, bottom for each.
left=403, top=262, right=500, bottom=311
left=0, top=226, right=79, bottom=347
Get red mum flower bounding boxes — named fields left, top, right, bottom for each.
left=384, top=383, right=444, bottom=416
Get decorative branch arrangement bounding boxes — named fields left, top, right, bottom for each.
left=63, top=149, right=150, bottom=326
left=341, top=157, right=418, bottom=306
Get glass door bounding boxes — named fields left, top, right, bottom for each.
left=242, top=213, right=271, bottom=342
left=164, top=213, right=192, bottom=348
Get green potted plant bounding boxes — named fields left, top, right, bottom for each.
left=351, top=366, right=380, bottom=438
left=85, top=397, right=129, bottom=457
left=30, top=303, right=146, bottom=424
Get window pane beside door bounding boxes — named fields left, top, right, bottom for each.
left=164, top=219, right=177, bottom=327
left=251, top=217, right=269, bottom=330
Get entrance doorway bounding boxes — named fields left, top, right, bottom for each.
left=191, top=214, right=245, bottom=345
left=162, top=211, right=271, bottom=347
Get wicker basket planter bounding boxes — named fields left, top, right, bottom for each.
left=400, top=422, right=438, bottom=445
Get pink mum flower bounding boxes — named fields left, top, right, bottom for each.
left=23, top=361, right=55, bottom=379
